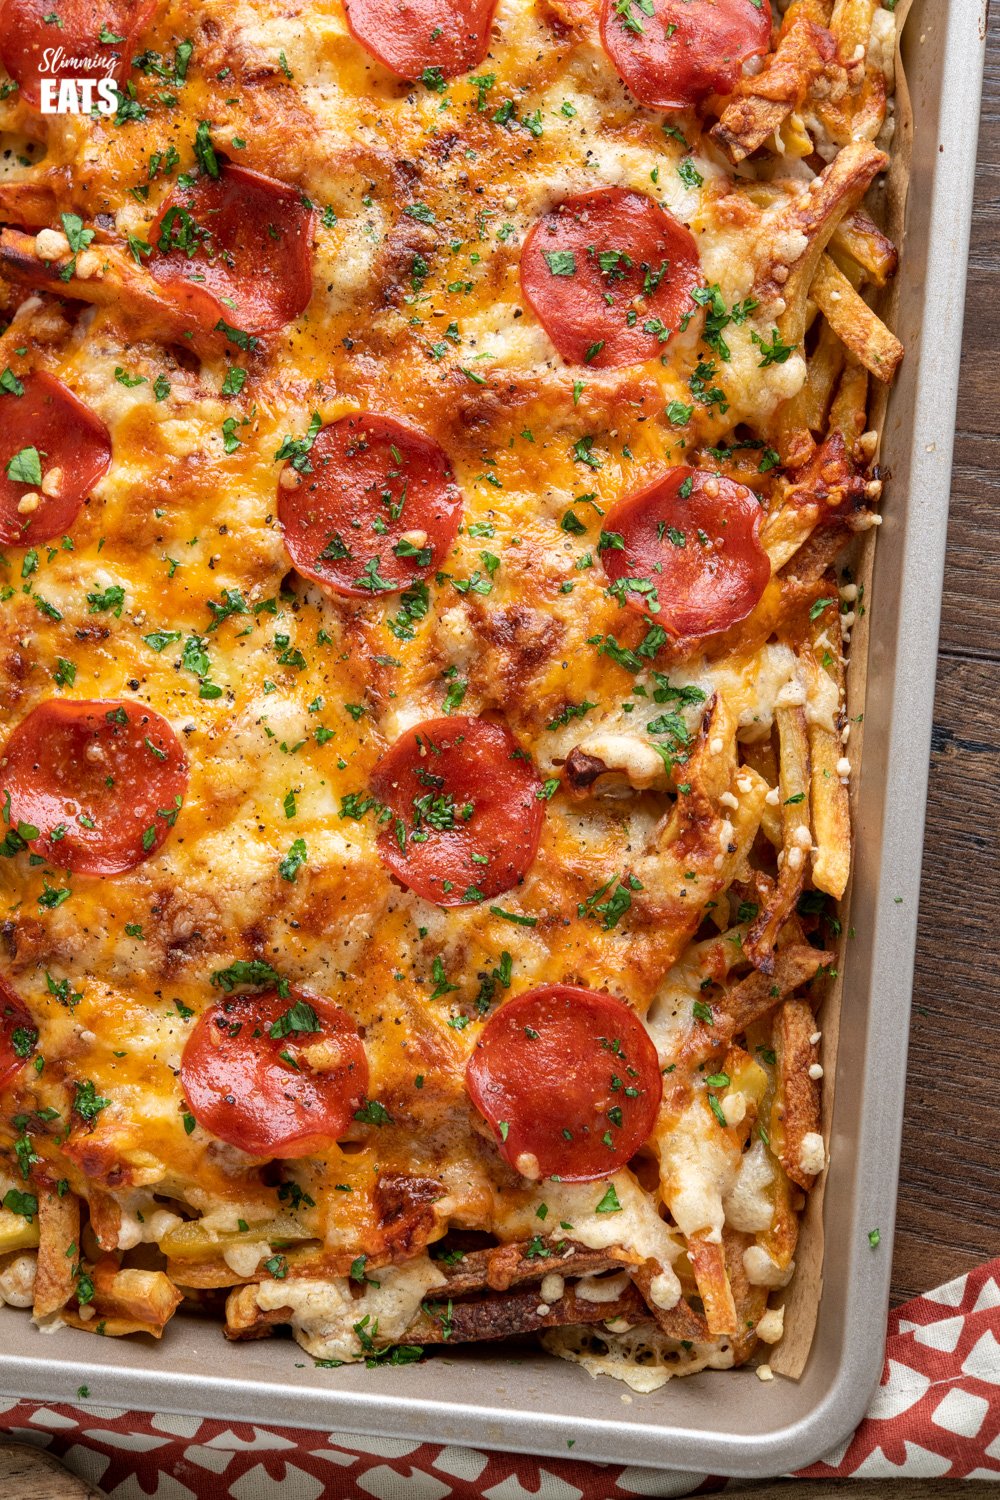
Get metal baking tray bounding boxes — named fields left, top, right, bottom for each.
left=0, top=0, right=986, bottom=1477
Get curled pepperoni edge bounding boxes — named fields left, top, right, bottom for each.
left=465, top=984, right=663, bottom=1182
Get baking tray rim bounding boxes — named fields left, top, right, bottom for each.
left=0, top=0, right=988, bottom=1477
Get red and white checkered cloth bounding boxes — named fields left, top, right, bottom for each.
left=4, top=1259, right=1000, bottom=1496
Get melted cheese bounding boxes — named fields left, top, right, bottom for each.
left=256, top=1255, right=446, bottom=1362
left=0, top=0, right=888, bottom=1382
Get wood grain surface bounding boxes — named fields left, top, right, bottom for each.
left=1, top=14, right=997, bottom=1500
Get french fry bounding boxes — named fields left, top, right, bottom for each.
left=33, top=1191, right=79, bottom=1318
left=801, top=319, right=846, bottom=435
left=167, top=1257, right=253, bottom=1289
left=774, top=316, right=845, bottom=465
left=719, top=944, right=832, bottom=1039
left=687, top=1235, right=738, bottom=1336
left=88, top=1189, right=122, bottom=1254
left=413, top=1280, right=649, bottom=1344
left=0, top=177, right=74, bottom=228
left=754, top=141, right=888, bottom=356
left=724, top=1228, right=770, bottom=1363
left=442, top=1239, right=626, bottom=1295
left=712, top=13, right=835, bottom=164
left=805, top=602, right=851, bottom=899
left=830, top=208, right=899, bottom=287
left=811, top=0, right=886, bottom=146
left=770, top=999, right=823, bottom=1190
left=829, top=0, right=877, bottom=66
left=629, top=1260, right=710, bottom=1341
left=61, top=1309, right=176, bottom=1338
left=758, top=1160, right=801, bottom=1278
left=746, top=707, right=811, bottom=970
left=810, top=253, right=903, bottom=381
left=828, top=356, right=870, bottom=450
left=91, top=1262, right=183, bottom=1329
left=225, top=1283, right=289, bottom=1341
left=762, top=432, right=867, bottom=575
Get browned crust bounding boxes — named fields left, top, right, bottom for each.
left=413, top=1280, right=648, bottom=1345
left=772, top=998, right=823, bottom=1190
left=32, top=1190, right=79, bottom=1319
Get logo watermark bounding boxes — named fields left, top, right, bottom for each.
left=37, top=49, right=118, bottom=114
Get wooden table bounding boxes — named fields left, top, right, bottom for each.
left=2, top=14, right=998, bottom=1500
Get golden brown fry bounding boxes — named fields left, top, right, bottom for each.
left=724, top=1229, right=770, bottom=1363
left=414, top=1281, right=649, bottom=1344
left=32, top=1191, right=80, bottom=1319
left=776, top=317, right=845, bottom=460
left=828, top=0, right=877, bottom=64
left=61, top=1309, right=177, bottom=1338
left=687, top=1235, right=738, bottom=1337
left=805, top=601, right=851, bottom=899
left=830, top=208, right=899, bottom=287
left=755, top=141, right=888, bottom=356
left=762, top=432, right=867, bottom=575
left=441, top=1240, right=626, bottom=1295
left=712, top=14, right=835, bottom=164
left=167, top=1257, right=250, bottom=1289
left=770, top=999, right=823, bottom=1191
left=0, top=178, right=75, bottom=229
left=629, top=1261, right=710, bottom=1342
left=92, top=1263, right=184, bottom=1327
left=723, top=944, right=832, bottom=1036
left=679, top=945, right=833, bottom=1082
left=828, top=357, right=870, bottom=451
left=801, top=319, right=846, bottom=434
left=746, top=707, right=811, bottom=970
left=63, top=1263, right=183, bottom=1338
left=225, top=1284, right=287, bottom=1341
left=88, top=1189, right=122, bottom=1254
left=811, top=253, right=903, bottom=381
left=759, top=1160, right=801, bottom=1276
left=812, top=0, right=886, bottom=146
left=795, top=0, right=834, bottom=21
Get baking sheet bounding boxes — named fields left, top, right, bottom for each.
left=0, top=0, right=987, bottom=1475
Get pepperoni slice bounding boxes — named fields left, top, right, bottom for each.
left=147, top=164, right=314, bottom=336
left=600, top=0, right=771, bottom=111
left=520, top=190, right=702, bottom=368
left=0, top=700, right=188, bottom=877
left=599, top=468, right=769, bottom=637
left=181, top=988, right=368, bottom=1159
left=0, top=0, right=155, bottom=109
left=0, top=373, right=111, bottom=547
left=278, top=414, right=462, bottom=597
left=0, top=977, right=35, bottom=1091
left=466, top=985, right=662, bottom=1182
left=371, top=717, right=544, bottom=907
left=343, top=0, right=497, bottom=79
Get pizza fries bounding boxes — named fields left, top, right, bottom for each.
left=0, top=0, right=900, bottom=1387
